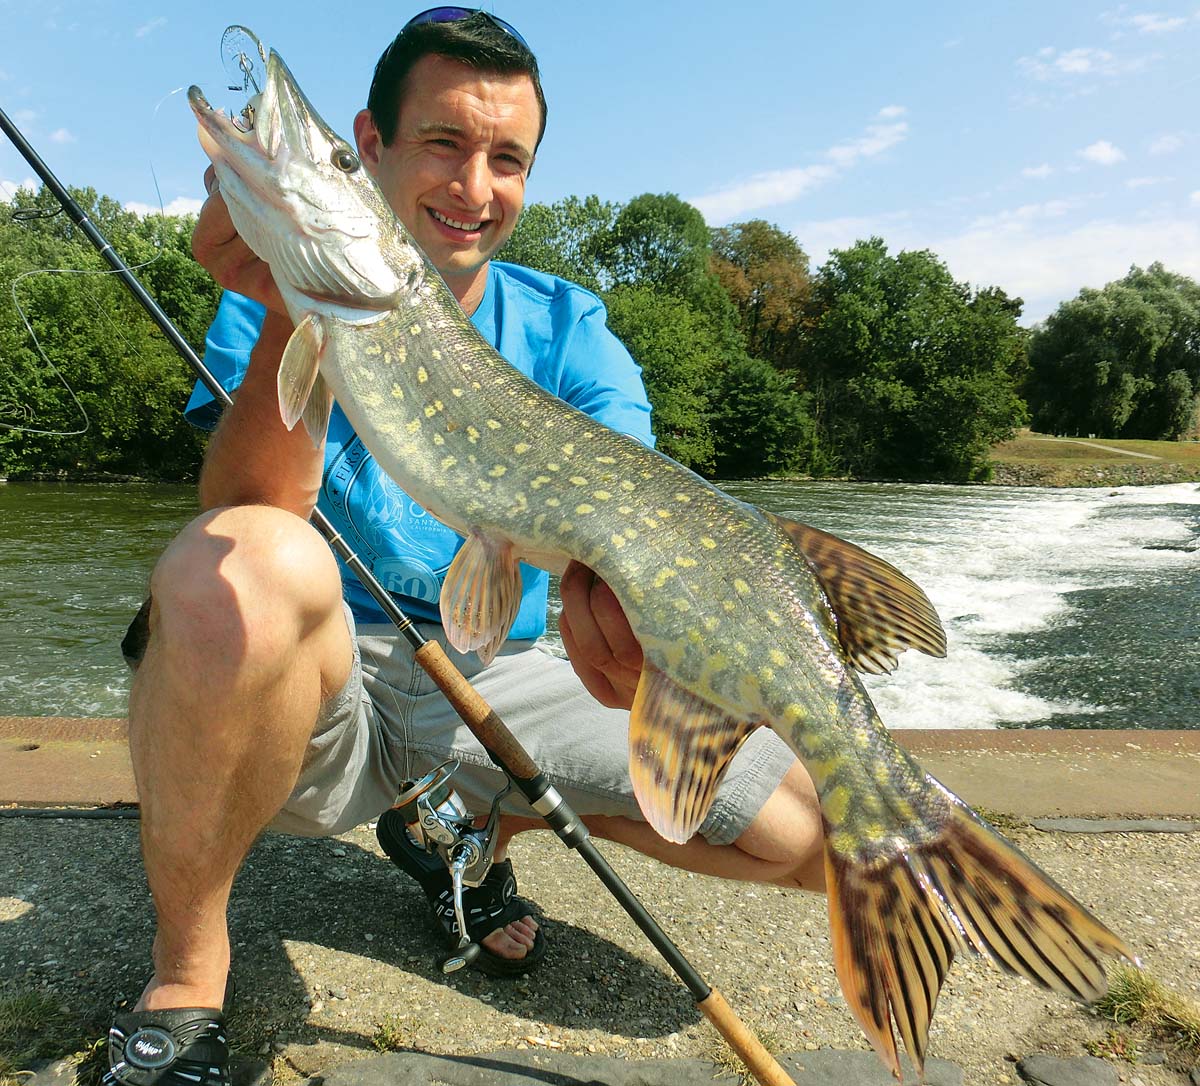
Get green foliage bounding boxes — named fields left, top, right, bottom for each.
left=800, top=238, right=1028, bottom=481
left=0, top=186, right=217, bottom=479
left=497, top=194, right=615, bottom=291
left=1027, top=262, right=1200, bottom=439
left=709, top=355, right=817, bottom=477
left=603, top=284, right=722, bottom=471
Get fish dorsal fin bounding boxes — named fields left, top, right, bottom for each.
left=765, top=511, right=946, bottom=674
left=628, top=665, right=761, bottom=844
left=441, top=532, right=523, bottom=666
left=278, top=313, right=330, bottom=445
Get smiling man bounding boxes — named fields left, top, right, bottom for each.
left=108, top=11, right=824, bottom=1085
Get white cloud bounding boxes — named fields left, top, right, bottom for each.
left=688, top=111, right=909, bottom=223
left=1191, top=191, right=1200, bottom=206
left=1080, top=139, right=1126, bottom=165
left=135, top=16, right=167, bottom=38
left=1, top=177, right=37, bottom=200
left=1149, top=132, right=1184, bottom=155
left=1019, top=46, right=1114, bottom=79
left=1022, top=163, right=1054, bottom=179
left=1128, top=12, right=1185, bottom=33
left=125, top=196, right=205, bottom=218
left=1125, top=175, right=1170, bottom=188
left=48, top=128, right=74, bottom=144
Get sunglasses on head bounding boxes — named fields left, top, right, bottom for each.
left=401, top=6, right=531, bottom=50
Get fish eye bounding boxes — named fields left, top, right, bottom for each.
left=331, top=147, right=360, bottom=173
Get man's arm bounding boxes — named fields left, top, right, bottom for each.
left=191, top=173, right=324, bottom=518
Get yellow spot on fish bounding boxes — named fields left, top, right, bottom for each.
left=675, top=556, right=697, bottom=568
left=623, top=528, right=638, bottom=540
left=652, top=568, right=678, bottom=588
left=576, top=504, right=595, bottom=515
left=593, top=490, right=612, bottom=501
left=451, top=387, right=464, bottom=397
left=734, top=579, right=751, bottom=596
left=546, top=497, right=561, bottom=508
left=675, top=492, right=692, bottom=503
left=514, top=442, right=530, bottom=454
left=656, top=509, right=672, bottom=519
left=769, top=649, right=788, bottom=667
left=356, top=368, right=375, bottom=380
left=489, top=465, right=507, bottom=478
left=759, top=666, right=775, bottom=683
left=569, top=476, right=588, bottom=486
left=723, top=600, right=736, bottom=612
left=703, top=616, right=720, bottom=633
left=396, top=345, right=407, bottom=363
left=405, top=420, right=422, bottom=434
left=424, top=406, right=437, bottom=418
left=417, top=367, right=428, bottom=383
left=487, top=419, right=502, bottom=430
left=547, top=462, right=560, bottom=472
left=641, top=517, right=659, bottom=529
left=562, top=443, right=575, bottom=456
left=620, top=480, right=636, bottom=492
left=365, top=343, right=382, bottom=355
left=824, top=786, right=850, bottom=826
left=700, top=537, right=716, bottom=549
left=530, top=475, right=551, bottom=489
left=783, top=703, right=806, bottom=724
left=596, top=455, right=616, bottom=464
left=431, top=348, right=441, bottom=360
left=674, top=599, right=692, bottom=612
left=733, top=642, right=750, bottom=658
left=610, top=534, right=626, bottom=548
left=391, top=384, right=405, bottom=400
left=558, top=520, right=574, bottom=534
left=441, top=456, right=457, bottom=469
left=466, top=426, right=480, bottom=443
left=433, top=433, right=445, bottom=446
left=409, top=324, right=421, bottom=336
left=766, top=610, right=783, bottom=626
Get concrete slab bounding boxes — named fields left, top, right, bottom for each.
left=3, top=717, right=1199, bottom=818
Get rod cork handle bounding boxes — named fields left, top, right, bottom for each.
left=698, top=988, right=797, bottom=1086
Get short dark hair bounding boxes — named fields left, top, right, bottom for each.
left=367, top=12, right=547, bottom=151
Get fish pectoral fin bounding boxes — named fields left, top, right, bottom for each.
left=628, top=665, right=761, bottom=844
left=825, top=793, right=1136, bottom=1080
left=441, top=532, right=522, bottom=666
left=766, top=512, right=947, bottom=674
left=278, top=312, right=331, bottom=446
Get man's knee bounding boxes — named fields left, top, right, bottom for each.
left=733, top=761, right=825, bottom=883
left=147, top=505, right=345, bottom=661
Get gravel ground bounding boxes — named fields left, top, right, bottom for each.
left=1, top=816, right=1198, bottom=1085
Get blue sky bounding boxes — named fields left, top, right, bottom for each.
left=3, top=1, right=1199, bottom=324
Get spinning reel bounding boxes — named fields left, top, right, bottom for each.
left=390, top=760, right=511, bottom=973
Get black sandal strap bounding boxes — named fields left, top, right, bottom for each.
left=104, top=1008, right=229, bottom=1086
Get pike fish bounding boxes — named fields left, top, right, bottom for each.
left=189, top=49, right=1136, bottom=1080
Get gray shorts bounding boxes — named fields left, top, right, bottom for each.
left=271, top=605, right=795, bottom=847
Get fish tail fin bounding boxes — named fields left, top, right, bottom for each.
left=825, top=793, right=1137, bottom=1082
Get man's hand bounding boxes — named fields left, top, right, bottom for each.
left=192, top=166, right=287, bottom=315
left=558, top=561, right=642, bottom=710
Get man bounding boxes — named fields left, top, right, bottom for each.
left=107, top=11, right=824, bottom=1085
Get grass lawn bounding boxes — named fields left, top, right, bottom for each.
left=989, top=431, right=1200, bottom=486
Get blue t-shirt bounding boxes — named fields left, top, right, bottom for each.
left=186, top=261, right=654, bottom=638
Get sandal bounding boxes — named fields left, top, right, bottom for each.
left=376, top=807, right=547, bottom=976
left=103, top=1008, right=230, bottom=1086
left=103, top=978, right=236, bottom=1086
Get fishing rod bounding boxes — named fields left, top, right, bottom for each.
left=0, top=104, right=796, bottom=1086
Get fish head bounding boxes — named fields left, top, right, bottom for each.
left=188, top=49, right=426, bottom=316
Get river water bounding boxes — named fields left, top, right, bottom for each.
left=1, top=479, right=1197, bottom=729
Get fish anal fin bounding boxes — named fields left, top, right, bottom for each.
left=766, top=512, right=946, bottom=674
left=628, top=665, right=760, bottom=844
left=278, top=313, right=326, bottom=444
left=824, top=791, right=1136, bottom=1081
left=441, top=533, right=522, bottom=666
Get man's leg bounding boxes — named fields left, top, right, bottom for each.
left=128, top=505, right=353, bottom=1011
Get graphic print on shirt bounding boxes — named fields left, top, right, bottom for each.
left=324, top=436, right=461, bottom=605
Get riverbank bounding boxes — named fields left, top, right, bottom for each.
left=3, top=720, right=1199, bottom=1086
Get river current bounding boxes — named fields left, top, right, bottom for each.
left=1, top=480, right=1197, bottom=728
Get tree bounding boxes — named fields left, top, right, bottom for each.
left=497, top=195, right=615, bottom=291
left=799, top=238, right=1027, bottom=480
left=603, top=284, right=723, bottom=471
left=711, top=220, right=811, bottom=371
left=1026, top=263, right=1200, bottom=439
